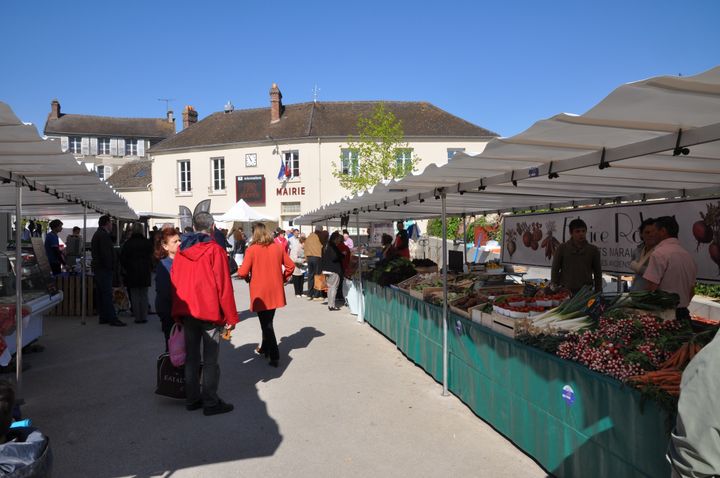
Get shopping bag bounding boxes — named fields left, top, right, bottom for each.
left=155, top=353, right=203, bottom=400
left=314, top=274, right=328, bottom=292
left=168, top=323, right=186, bottom=367
left=155, top=353, right=186, bottom=399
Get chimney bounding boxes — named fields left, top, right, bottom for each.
left=166, top=110, right=174, bottom=124
left=182, top=106, right=198, bottom=129
left=270, top=83, right=283, bottom=124
left=49, top=99, right=61, bottom=120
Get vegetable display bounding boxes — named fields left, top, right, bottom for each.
left=694, top=201, right=720, bottom=272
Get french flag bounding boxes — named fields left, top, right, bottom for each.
left=277, top=157, right=286, bottom=180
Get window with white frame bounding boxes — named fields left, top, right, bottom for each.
left=98, top=138, right=111, bottom=155
left=340, top=148, right=359, bottom=176
left=96, top=165, right=105, bottom=180
left=282, top=150, right=300, bottom=178
left=281, top=202, right=301, bottom=215
left=178, top=160, right=191, bottom=192
left=125, top=139, right=138, bottom=156
left=211, top=157, right=225, bottom=191
left=69, top=136, right=82, bottom=154
left=395, top=148, right=413, bottom=174
left=447, top=148, right=465, bottom=160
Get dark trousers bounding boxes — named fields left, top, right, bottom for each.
left=183, top=317, right=221, bottom=408
left=306, top=256, right=322, bottom=298
left=258, top=309, right=278, bottom=361
left=292, top=275, right=304, bottom=296
left=94, top=268, right=116, bottom=323
left=160, top=314, right=173, bottom=351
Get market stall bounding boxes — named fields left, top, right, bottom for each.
left=0, top=101, right=137, bottom=393
left=294, top=66, right=720, bottom=477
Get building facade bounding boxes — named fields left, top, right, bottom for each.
left=43, top=99, right=175, bottom=180
left=145, top=85, right=498, bottom=227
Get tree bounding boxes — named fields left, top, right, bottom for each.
left=332, top=103, right=421, bottom=194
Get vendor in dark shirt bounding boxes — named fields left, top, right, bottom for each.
left=44, top=219, right=65, bottom=275
left=550, top=218, right=602, bottom=294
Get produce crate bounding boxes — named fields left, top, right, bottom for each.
left=491, top=312, right=522, bottom=338
left=450, top=304, right=471, bottom=319
left=423, top=287, right=444, bottom=302
left=470, top=303, right=489, bottom=325
left=415, top=265, right=439, bottom=274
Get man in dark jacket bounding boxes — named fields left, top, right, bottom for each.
left=172, top=212, right=238, bottom=416
left=91, top=215, right=125, bottom=326
left=120, top=223, right=153, bottom=324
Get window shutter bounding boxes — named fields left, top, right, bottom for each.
left=137, top=139, right=145, bottom=157
left=81, top=137, right=89, bottom=155
left=60, top=136, right=68, bottom=152
left=105, top=165, right=113, bottom=179
left=117, top=138, right=126, bottom=156
left=90, top=138, right=98, bottom=155
left=110, top=139, right=118, bottom=156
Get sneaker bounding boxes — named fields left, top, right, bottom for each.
left=313, top=297, right=325, bottom=302
left=203, top=400, right=234, bottom=416
left=296, top=295, right=302, bottom=298
left=186, top=400, right=203, bottom=411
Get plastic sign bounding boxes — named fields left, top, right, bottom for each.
left=562, top=385, right=576, bottom=406
left=528, top=167, right=539, bottom=178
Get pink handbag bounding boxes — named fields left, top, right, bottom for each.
left=168, top=323, right=186, bottom=367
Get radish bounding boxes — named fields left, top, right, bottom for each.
left=507, top=241, right=517, bottom=257
left=693, top=220, right=713, bottom=248
left=710, top=242, right=720, bottom=273
left=522, top=231, right=532, bottom=247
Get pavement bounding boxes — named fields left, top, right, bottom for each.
left=13, top=279, right=548, bottom=478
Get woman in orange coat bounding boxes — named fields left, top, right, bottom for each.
left=237, top=223, right=295, bottom=367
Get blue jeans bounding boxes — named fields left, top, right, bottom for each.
left=183, top=317, right=221, bottom=408
left=94, top=269, right=116, bottom=323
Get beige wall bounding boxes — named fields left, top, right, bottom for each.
left=117, top=189, right=153, bottom=216
left=149, top=138, right=488, bottom=228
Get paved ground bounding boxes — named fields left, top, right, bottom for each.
left=14, top=279, right=548, bottom=478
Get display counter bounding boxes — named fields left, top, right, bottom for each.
left=363, top=281, right=670, bottom=478
left=0, top=291, right=63, bottom=366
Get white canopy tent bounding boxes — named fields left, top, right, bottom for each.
left=0, top=101, right=138, bottom=396
left=295, top=66, right=720, bottom=225
left=215, top=199, right=273, bottom=223
left=293, top=65, right=720, bottom=396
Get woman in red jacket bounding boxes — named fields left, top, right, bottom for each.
left=237, top=223, right=295, bottom=367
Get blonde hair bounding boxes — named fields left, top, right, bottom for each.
left=251, top=222, right=274, bottom=246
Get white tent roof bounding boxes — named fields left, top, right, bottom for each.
left=215, top=199, right=273, bottom=222
left=295, top=66, right=720, bottom=224
left=0, top=102, right=137, bottom=219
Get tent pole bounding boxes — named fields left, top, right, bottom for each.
left=441, top=190, right=449, bottom=397
left=356, top=212, right=364, bottom=324
left=116, top=218, right=120, bottom=246
left=462, top=213, right=467, bottom=270
left=81, top=205, right=87, bottom=326
left=15, top=181, right=23, bottom=397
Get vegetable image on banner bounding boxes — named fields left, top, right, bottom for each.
left=501, top=197, right=719, bottom=283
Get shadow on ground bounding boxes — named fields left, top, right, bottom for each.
left=14, top=316, right=325, bottom=477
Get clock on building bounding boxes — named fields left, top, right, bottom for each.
left=245, top=153, right=257, bottom=167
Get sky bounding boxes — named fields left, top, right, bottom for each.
left=1, top=0, right=719, bottom=138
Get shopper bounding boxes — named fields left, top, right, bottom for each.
left=237, top=222, right=295, bottom=367
left=154, top=227, right=180, bottom=347
left=44, top=219, right=65, bottom=275
left=322, top=231, right=344, bottom=311
left=304, top=226, right=324, bottom=301
left=232, top=227, right=247, bottom=265
left=393, top=221, right=410, bottom=259
left=550, top=218, right=603, bottom=294
left=629, top=218, right=658, bottom=291
left=289, top=234, right=307, bottom=297
left=92, top=215, right=125, bottom=326
left=171, top=212, right=238, bottom=416
left=381, top=233, right=398, bottom=260
left=65, top=226, right=83, bottom=272
left=343, top=229, right=354, bottom=250
left=274, top=227, right=289, bottom=253
left=643, top=216, right=698, bottom=322
left=120, top=223, right=153, bottom=324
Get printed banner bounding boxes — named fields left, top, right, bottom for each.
left=501, top=197, right=720, bottom=283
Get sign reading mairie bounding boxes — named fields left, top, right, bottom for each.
left=276, top=186, right=306, bottom=196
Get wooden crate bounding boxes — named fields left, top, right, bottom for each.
left=449, top=304, right=471, bottom=319
left=491, top=312, right=521, bottom=338
left=414, top=265, right=439, bottom=274
left=470, top=303, right=489, bottom=326
left=47, top=274, right=95, bottom=317
left=422, top=287, right=444, bottom=302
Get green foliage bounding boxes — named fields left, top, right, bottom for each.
left=465, top=217, right=500, bottom=243
left=695, top=283, right=720, bottom=299
left=332, top=103, right=421, bottom=194
left=427, top=217, right=463, bottom=239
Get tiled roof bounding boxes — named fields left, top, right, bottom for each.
left=151, top=101, right=498, bottom=152
left=44, top=114, right=175, bottom=140
left=106, top=160, right=152, bottom=190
